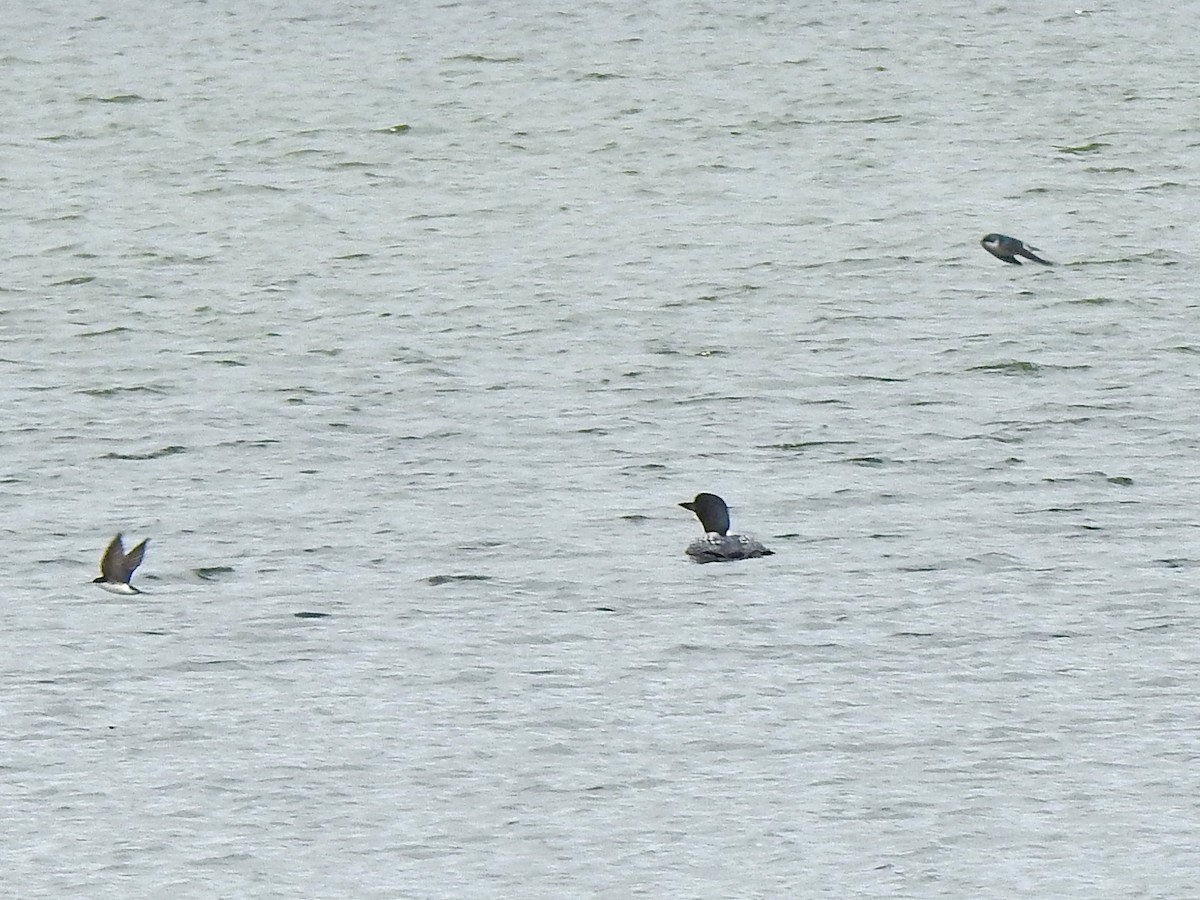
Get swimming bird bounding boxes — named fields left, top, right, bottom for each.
left=93, top=533, right=148, bottom=594
left=981, top=233, right=1053, bottom=265
left=678, top=492, right=774, bottom=563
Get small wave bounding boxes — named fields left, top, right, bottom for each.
left=424, top=574, right=492, bottom=586
left=194, top=566, right=235, bottom=581
left=102, top=446, right=187, bottom=461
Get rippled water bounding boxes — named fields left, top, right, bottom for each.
left=4, top=2, right=1200, bottom=897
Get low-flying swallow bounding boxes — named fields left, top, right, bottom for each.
left=93, top=533, right=148, bottom=594
left=981, top=233, right=1053, bottom=265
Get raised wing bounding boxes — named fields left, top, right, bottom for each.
left=121, top=539, right=149, bottom=580
left=100, top=533, right=127, bottom=579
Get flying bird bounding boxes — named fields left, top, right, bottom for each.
left=981, top=233, right=1053, bottom=265
left=93, top=533, right=149, bottom=594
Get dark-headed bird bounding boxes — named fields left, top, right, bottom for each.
left=678, top=493, right=773, bottom=563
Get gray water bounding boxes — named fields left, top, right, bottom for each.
left=3, top=1, right=1200, bottom=897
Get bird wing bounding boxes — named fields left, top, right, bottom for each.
left=100, top=533, right=126, bottom=579
left=1018, top=247, right=1053, bottom=265
left=121, top=539, right=149, bottom=580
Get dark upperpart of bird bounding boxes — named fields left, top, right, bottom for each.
left=678, top=493, right=773, bottom=563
